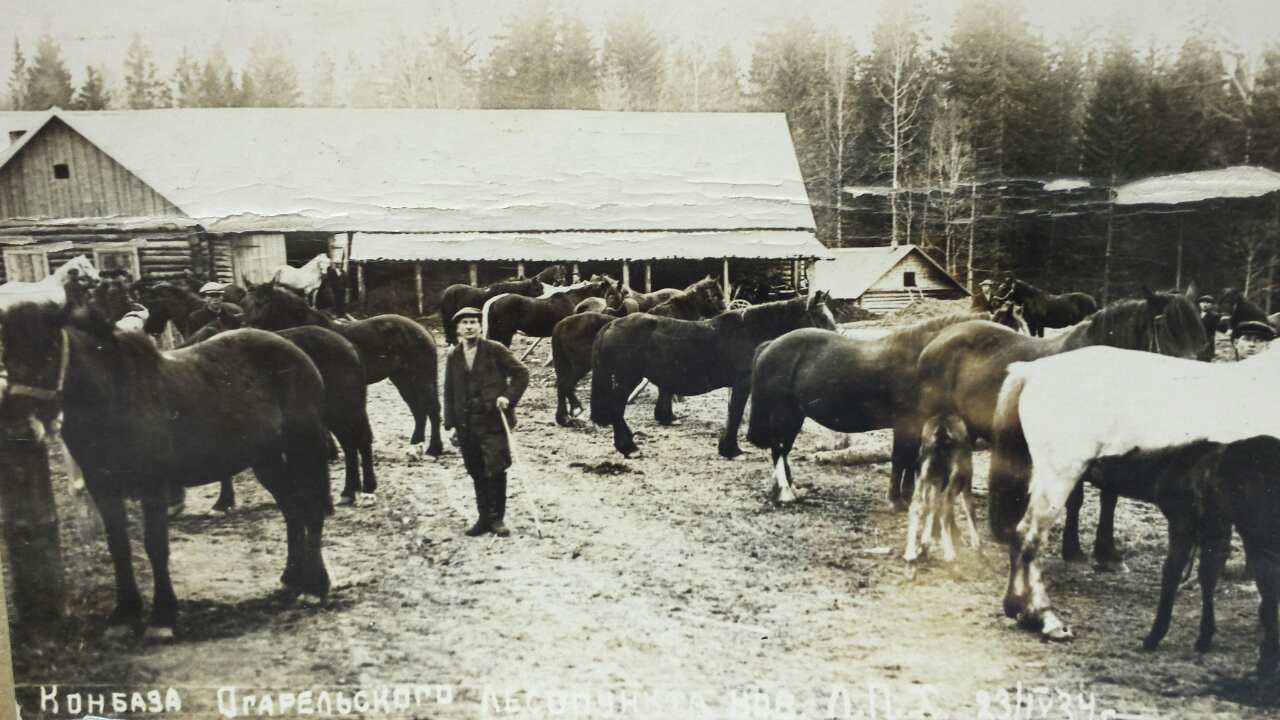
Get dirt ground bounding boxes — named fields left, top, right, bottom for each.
left=8, top=317, right=1280, bottom=719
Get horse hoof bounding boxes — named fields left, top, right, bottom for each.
left=1002, top=596, right=1024, bottom=620
left=1141, top=635, right=1160, bottom=652
left=1039, top=613, right=1073, bottom=641
left=360, top=493, right=377, bottom=506
left=1062, top=548, right=1088, bottom=564
left=211, top=502, right=234, bottom=514
left=296, top=593, right=326, bottom=608
left=104, top=624, right=133, bottom=640
left=338, top=495, right=356, bottom=506
left=904, top=563, right=918, bottom=581
left=167, top=503, right=185, bottom=519
left=776, top=487, right=798, bottom=504
left=719, top=447, right=745, bottom=460
left=144, top=626, right=176, bottom=643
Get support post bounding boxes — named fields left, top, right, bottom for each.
left=468, top=262, right=478, bottom=286
left=1175, top=225, right=1183, bottom=290
left=791, top=259, right=800, bottom=294
left=645, top=262, right=652, bottom=292
left=622, top=261, right=631, bottom=290
left=572, top=263, right=581, bottom=283
left=517, top=262, right=525, bottom=279
left=356, top=262, right=366, bottom=301
left=722, top=258, right=731, bottom=304
left=414, top=262, right=424, bottom=316
left=0, top=406, right=67, bottom=634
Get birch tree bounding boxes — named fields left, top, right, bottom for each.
left=868, top=5, right=929, bottom=247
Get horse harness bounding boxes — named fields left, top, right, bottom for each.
left=5, top=328, right=71, bottom=403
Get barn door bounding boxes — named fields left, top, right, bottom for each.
left=231, top=234, right=287, bottom=284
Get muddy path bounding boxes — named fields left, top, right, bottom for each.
left=9, top=330, right=1279, bottom=719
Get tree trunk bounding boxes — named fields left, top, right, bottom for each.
left=966, top=181, right=977, bottom=290
left=0, top=408, right=67, bottom=633
left=1102, top=177, right=1116, bottom=304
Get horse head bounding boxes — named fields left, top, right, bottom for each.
left=1140, top=286, right=1208, bottom=359
left=0, top=300, right=90, bottom=443
left=537, top=264, right=567, bottom=286
left=806, top=290, right=837, bottom=331
left=696, top=277, right=727, bottom=315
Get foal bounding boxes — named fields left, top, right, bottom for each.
left=903, top=415, right=979, bottom=570
left=1087, top=436, right=1280, bottom=675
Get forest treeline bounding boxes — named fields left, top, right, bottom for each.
left=7, top=0, right=1280, bottom=300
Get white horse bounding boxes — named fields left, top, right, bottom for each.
left=990, top=343, right=1280, bottom=640
left=0, top=255, right=100, bottom=311
left=271, top=253, right=332, bottom=305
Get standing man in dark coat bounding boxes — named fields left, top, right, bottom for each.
left=444, top=307, right=530, bottom=537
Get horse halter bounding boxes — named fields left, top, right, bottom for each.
left=6, top=329, right=71, bottom=403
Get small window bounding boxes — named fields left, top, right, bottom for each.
left=93, top=246, right=141, bottom=280
left=53, top=163, right=70, bottom=179
left=903, top=271, right=917, bottom=287
left=3, top=248, right=51, bottom=282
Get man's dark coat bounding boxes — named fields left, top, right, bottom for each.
left=444, top=338, right=530, bottom=476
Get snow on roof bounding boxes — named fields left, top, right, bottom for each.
left=350, top=230, right=832, bottom=263
left=1115, top=166, right=1280, bottom=206
left=809, top=244, right=965, bottom=300
left=1, top=109, right=817, bottom=235
left=1043, top=178, right=1092, bottom=192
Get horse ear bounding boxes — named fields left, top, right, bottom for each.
left=1184, top=280, right=1198, bottom=302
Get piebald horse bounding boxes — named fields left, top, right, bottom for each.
left=989, top=343, right=1280, bottom=641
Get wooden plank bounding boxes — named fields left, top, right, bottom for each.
left=722, top=259, right=731, bottom=304
left=645, top=263, right=652, bottom=292
left=622, top=260, right=630, bottom=290
left=415, top=262, right=424, bottom=315
left=572, top=262, right=580, bottom=283
left=468, top=262, right=478, bottom=286
left=357, top=262, right=366, bottom=300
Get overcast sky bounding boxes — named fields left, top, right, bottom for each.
left=3, top=0, right=1278, bottom=89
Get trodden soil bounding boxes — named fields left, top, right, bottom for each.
left=7, top=325, right=1278, bottom=719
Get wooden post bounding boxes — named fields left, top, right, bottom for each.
left=622, top=261, right=631, bottom=290
left=722, top=258, right=731, bottom=304
left=414, top=262, right=424, bottom=316
left=791, top=259, right=800, bottom=293
left=644, top=263, right=653, bottom=292
left=516, top=262, right=525, bottom=279
left=468, top=262, right=478, bottom=286
left=1175, top=224, right=1184, bottom=291
left=0, top=406, right=67, bottom=633
left=572, top=262, right=580, bottom=283
left=356, top=262, right=366, bottom=301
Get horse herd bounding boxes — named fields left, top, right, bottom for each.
left=1, top=258, right=1276, bottom=679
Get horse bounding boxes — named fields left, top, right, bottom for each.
left=551, top=277, right=725, bottom=426
left=745, top=313, right=983, bottom=508
left=439, top=265, right=567, bottom=344
left=182, top=325, right=376, bottom=513
left=995, top=278, right=1098, bottom=337
left=0, top=255, right=99, bottom=311
left=172, top=269, right=247, bottom=305
left=1084, top=436, right=1280, bottom=675
left=0, top=300, right=331, bottom=639
left=618, top=286, right=684, bottom=315
left=917, top=289, right=1208, bottom=564
left=573, top=296, right=623, bottom=316
left=987, top=343, right=1280, bottom=641
left=903, top=414, right=979, bottom=571
left=990, top=301, right=1028, bottom=334
left=591, top=291, right=836, bottom=458
left=241, top=281, right=443, bottom=457
left=135, top=282, right=246, bottom=337
left=483, top=277, right=619, bottom=347
left=1218, top=287, right=1274, bottom=337
left=273, top=254, right=332, bottom=306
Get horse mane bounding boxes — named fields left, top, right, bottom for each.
left=247, top=284, right=337, bottom=330
left=1079, top=294, right=1205, bottom=355
left=718, top=295, right=807, bottom=334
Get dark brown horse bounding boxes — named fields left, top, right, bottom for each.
left=1218, top=287, right=1275, bottom=337
left=439, top=265, right=567, bottom=343
left=241, top=281, right=443, bottom=457
left=0, top=301, right=331, bottom=639
left=483, top=277, right=619, bottom=347
left=996, top=278, right=1097, bottom=337
left=551, top=277, right=724, bottom=425
left=591, top=292, right=836, bottom=458
left=916, top=288, right=1208, bottom=562
left=619, top=286, right=684, bottom=315
left=745, top=314, right=983, bottom=508
left=193, top=326, right=376, bottom=512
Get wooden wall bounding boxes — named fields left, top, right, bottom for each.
left=865, top=251, right=959, bottom=294
left=0, top=233, right=198, bottom=284
left=0, top=119, right=184, bottom=220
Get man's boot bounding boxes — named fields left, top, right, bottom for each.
left=489, top=473, right=511, bottom=537
left=466, top=475, right=490, bottom=537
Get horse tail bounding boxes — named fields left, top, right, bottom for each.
left=551, top=322, right=570, bottom=392
left=589, top=327, right=618, bottom=426
left=746, top=340, right=784, bottom=450
left=482, top=293, right=508, bottom=341
left=988, top=365, right=1031, bottom=544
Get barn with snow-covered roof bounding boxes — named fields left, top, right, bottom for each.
left=0, top=108, right=830, bottom=314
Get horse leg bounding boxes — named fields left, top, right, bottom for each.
left=717, top=382, right=751, bottom=459
left=653, top=389, right=676, bottom=426
left=958, top=486, right=982, bottom=549
left=555, top=379, right=571, bottom=426
left=212, top=477, right=236, bottom=513
left=903, top=482, right=928, bottom=564
left=940, top=487, right=960, bottom=563
left=612, top=379, right=641, bottom=457
left=255, top=460, right=306, bottom=591
left=337, top=430, right=360, bottom=505
left=390, top=372, right=442, bottom=456
left=1253, top=545, right=1280, bottom=675
left=1006, top=464, right=1081, bottom=640
left=1194, top=516, right=1232, bottom=653
left=1061, top=480, right=1087, bottom=562
left=889, top=423, right=921, bottom=512
left=357, top=417, right=376, bottom=496
left=87, top=485, right=144, bottom=636
left=1143, top=513, right=1195, bottom=650
left=1093, top=489, right=1124, bottom=567
left=140, top=496, right=178, bottom=641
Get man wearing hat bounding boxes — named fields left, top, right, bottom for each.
left=1233, top=319, right=1275, bottom=361
left=443, top=307, right=529, bottom=537
left=971, top=278, right=997, bottom=312
left=1196, top=294, right=1220, bottom=361
left=188, top=281, right=244, bottom=334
